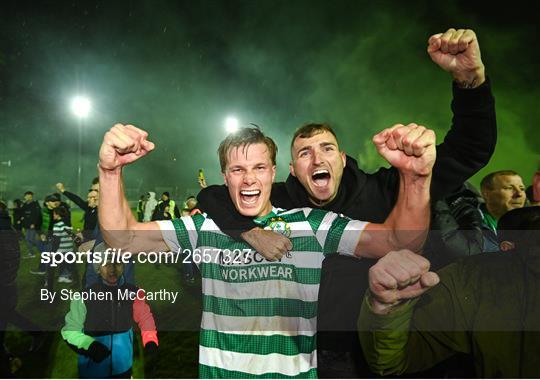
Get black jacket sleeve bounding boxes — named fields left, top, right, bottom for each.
left=63, top=191, right=89, bottom=211
left=430, top=79, right=496, bottom=200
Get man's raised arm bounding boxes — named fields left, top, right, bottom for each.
left=355, top=123, right=435, bottom=258
left=98, top=123, right=168, bottom=253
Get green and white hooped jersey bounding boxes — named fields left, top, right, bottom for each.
left=157, top=207, right=367, bottom=378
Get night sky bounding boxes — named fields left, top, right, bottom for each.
left=1, top=0, right=538, bottom=201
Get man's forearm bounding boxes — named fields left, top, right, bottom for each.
left=387, top=173, right=431, bottom=251
left=98, top=166, right=136, bottom=234
left=63, top=191, right=88, bottom=211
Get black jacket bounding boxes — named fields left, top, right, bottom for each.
left=426, top=186, right=485, bottom=270
left=63, top=191, right=97, bottom=240
left=197, top=80, right=497, bottom=355
left=0, top=210, right=20, bottom=288
left=22, top=200, right=41, bottom=229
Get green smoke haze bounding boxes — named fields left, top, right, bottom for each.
left=1, top=0, right=538, bottom=200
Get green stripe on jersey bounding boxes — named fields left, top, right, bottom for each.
left=172, top=218, right=193, bottom=251
left=192, top=213, right=206, bottom=231
left=323, top=216, right=350, bottom=254
left=200, top=329, right=316, bottom=356
left=305, top=209, right=327, bottom=233
left=203, top=295, right=318, bottom=319
left=199, top=364, right=318, bottom=379
left=198, top=230, right=247, bottom=250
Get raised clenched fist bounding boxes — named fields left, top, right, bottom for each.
left=372, top=123, right=436, bottom=178
left=427, top=28, right=485, bottom=88
left=99, top=124, right=155, bottom=171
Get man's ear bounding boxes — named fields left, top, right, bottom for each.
left=271, top=165, right=276, bottom=182
left=500, top=241, right=515, bottom=252
left=289, top=161, right=296, bottom=177
left=222, top=172, right=228, bottom=186
left=481, top=188, right=489, bottom=201
left=341, top=151, right=346, bottom=166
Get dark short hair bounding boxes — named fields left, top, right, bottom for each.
left=24, top=191, right=33, bottom=196
left=53, top=205, right=70, bottom=221
left=92, top=177, right=99, bottom=185
left=480, top=170, right=520, bottom=192
left=526, top=186, right=534, bottom=202
left=218, top=126, right=277, bottom=172
left=498, top=206, right=540, bottom=248
left=290, top=123, right=339, bottom=153
left=45, top=194, right=60, bottom=203
left=162, top=192, right=170, bottom=197
left=0, top=201, right=7, bottom=213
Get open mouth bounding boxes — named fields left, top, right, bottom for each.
left=240, top=190, right=261, bottom=205
left=106, top=275, right=118, bottom=284
left=311, top=169, right=331, bottom=187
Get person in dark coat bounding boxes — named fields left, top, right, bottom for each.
left=56, top=183, right=98, bottom=242
left=0, top=202, right=44, bottom=377
left=359, top=206, right=540, bottom=378
left=21, top=191, right=41, bottom=258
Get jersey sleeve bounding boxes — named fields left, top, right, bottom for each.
left=156, top=216, right=199, bottom=252
left=320, top=211, right=368, bottom=256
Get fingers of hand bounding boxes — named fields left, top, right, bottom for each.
left=410, top=128, right=436, bottom=157
left=276, top=236, right=292, bottom=254
left=448, top=29, right=466, bottom=54
left=427, top=33, right=442, bottom=53
left=377, top=124, right=404, bottom=151
left=399, top=124, right=425, bottom=156
left=389, top=124, right=435, bottom=156
left=460, top=29, right=476, bottom=52
left=369, top=266, right=398, bottom=304
left=370, top=250, right=431, bottom=303
left=107, top=125, right=139, bottom=153
left=117, top=124, right=154, bottom=155
left=391, top=124, right=422, bottom=153
left=416, top=129, right=436, bottom=156
left=124, top=124, right=155, bottom=154
left=438, top=28, right=476, bottom=55
left=372, top=128, right=391, bottom=147
left=421, top=272, right=440, bottom=288
left=439, top=28, right=457, bottom=53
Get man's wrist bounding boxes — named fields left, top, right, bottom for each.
left=366, top=290, right=404, bottom=315
left=240, top=227, right=262, bottom=244
left=399, top=172, right=432, bottom=191
left=453, top=65, right=485, bottom=89
left=98, top=163, right=122, bottom=177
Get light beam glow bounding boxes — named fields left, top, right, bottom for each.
left=225, top=116, right=239, bottom=133
left=71, top=96, right=91, bottom=118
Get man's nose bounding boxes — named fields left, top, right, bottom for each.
left=243, top=170, right=257, bottom=184
left=312, top=150, right=323, bottom=165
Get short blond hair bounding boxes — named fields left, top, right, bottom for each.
left=218, top=126, right=277, bottom=172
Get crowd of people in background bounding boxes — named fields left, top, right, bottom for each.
left=0, top=176, right=203, bottom=377
left=138, top=191, right=202, bottom=222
